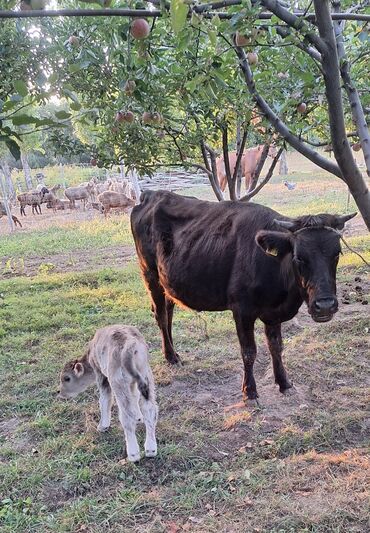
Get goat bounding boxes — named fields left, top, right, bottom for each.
left=17, top=187, right=49, bottom=216
left=97, top=190, right=135, bottom=217
left=58, top=325, right=158, bottom=462
left=65, top=183, right=94, bottom=209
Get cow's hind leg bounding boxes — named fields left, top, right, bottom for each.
left=166, top=298, right=175, bottom=345
left=264, top=323, right=292, bottom=393
left=147, top=276, right=180, bottom=364
left=233, top=309, right=258, bottom=401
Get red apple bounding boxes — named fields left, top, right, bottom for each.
left=235, top=32, right=250, bottom=47
left=352, top=142, right=361, bottom=152
left=130, top=19, right=150, bottom=40
left=122, top=111, right=135, bottom=123
left=297, top=102, right=307, bottom=114
left=151, top=112, right=162, bottom=124
left=68, top=35, right=80, bottom=46
left=247, top=52, right=258, bottom=65
left=30, top=0, right=47, bottom=9
left=124, top=80, right=136, bottom=95
left=90, top=158, right=97, bottom=167
left=20, top=1, right=32, bottom=10
left=115, top=111, right=125, bottom=123
left=142, top=111, right=152, bottom=124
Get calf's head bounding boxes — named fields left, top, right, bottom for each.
left=256, top=213, right=356, bottom=323
left=59, top=358, right=95, bottom=399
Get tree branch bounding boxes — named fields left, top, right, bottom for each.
left=247, top=143, right=270, bottom=192
left=240, top=147, right=283, bottom=201
left=221, top=125, right=236, bottom=200
left=233, top=41, right=345, bottom=180
left=201, top=141, right=224, bottom=201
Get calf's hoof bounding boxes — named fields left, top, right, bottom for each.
left=279, top=380, right=294, bottom=395
left=127, top=452, right=141, bottom=463
left=145, top=448, right=158, bottom=458
left=97, top=424, right=110, bottom=432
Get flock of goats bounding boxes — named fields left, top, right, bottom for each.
left=0, top=176, right=137, bottom=228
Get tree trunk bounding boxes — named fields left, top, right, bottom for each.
left=0, top=171, right=15, bottom=231
left=20, top=151, right=33, bottom=190
left=332, top=1, right=370, bottom=177
left=314, top=0, right=370, bottom=229
left=120, top=162, right=125, bottom=180
left=128, top=168, right=141, bottom=204
left=200, top=141, right=224, bottom=201
left=235, top=121, right=243, bottom=199
left=0, top=159, right=16, bottom=201
left=279, top=150, right=288, bottom=175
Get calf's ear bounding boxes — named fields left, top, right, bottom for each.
left=256, top=230, right=293, bottom=259
left=74, top=362, right=85, bottom=377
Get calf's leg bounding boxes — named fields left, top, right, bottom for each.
left=264, top=323, right=292, bottom=393
left=96, top=373, right=113, bottom=431
left=233, top=310, right=258, bottom=400
left=112, top=382, right=141, bottom=462
left=139, top=392, right=158, bottom=458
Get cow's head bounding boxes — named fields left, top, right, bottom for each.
left=256, top=213, right=357, bottom=323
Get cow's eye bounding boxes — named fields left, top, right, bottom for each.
left=295, top=256, right=306, bottom=264
left=64, top=376, right=71, bottom=382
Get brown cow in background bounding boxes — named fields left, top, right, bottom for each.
left=216, top=145, right=277, bottom=193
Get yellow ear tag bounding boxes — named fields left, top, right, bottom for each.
left=267, top=248, right=278, bottom=256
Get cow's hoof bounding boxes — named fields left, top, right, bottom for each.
left=281, top=386, right=295, bottom=397
left=245, top=398, right=261, bottom=408
left=166, top=353, right=182, bottom=365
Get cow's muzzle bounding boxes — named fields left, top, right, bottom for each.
left=310, top=297, right=338, bottom=322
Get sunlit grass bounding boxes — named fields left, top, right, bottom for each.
left=0, top=216, right=133, bottom=259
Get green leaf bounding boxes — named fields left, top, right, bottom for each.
left=70, top=102, right=82, bottom=111
left=170, top=0, right=189, bottom=36
left=13, top=80, right=28, bottom=97
left=48, top=72, right=58, bottom=84
left=69, top=64, right=81, bottom=74
left=62, top=88, right=80, bottom=103
left=208, top=29, right=217, bottom=47
left=55, top=111, right=72, bottom=120
left=5, top=138, right=21, bottom=160
left=11, top=115, right=38, bottom=126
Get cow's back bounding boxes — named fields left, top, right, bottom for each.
left=131, top=191, right=285, bottom=312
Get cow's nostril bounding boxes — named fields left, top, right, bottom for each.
left=314, top=298, right=336, bottom=312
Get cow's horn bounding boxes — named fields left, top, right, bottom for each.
left=273, top=219, right=295, bottom=230
left=337, top=212, right=357, bottom=225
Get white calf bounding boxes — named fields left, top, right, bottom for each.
left=59, top=325, right=158, bottom=462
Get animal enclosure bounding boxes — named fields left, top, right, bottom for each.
left=0, top=158, right=369, bottom=532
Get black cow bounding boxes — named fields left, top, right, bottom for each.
left=131, top=190, right=356, bottom=401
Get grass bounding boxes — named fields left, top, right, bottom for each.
left=0, top=216, right=133, bottom=260
left=0, top=167, right=369, bottom=532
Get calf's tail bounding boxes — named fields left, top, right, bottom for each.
left=124, top=350, right=150, bottom=400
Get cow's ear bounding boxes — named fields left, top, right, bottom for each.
left=256, top=230, right=293, bottom=259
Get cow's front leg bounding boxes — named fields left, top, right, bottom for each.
left=233, top=310, right=258, bottom=401
left=264, top=323, right=292, bottom=393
